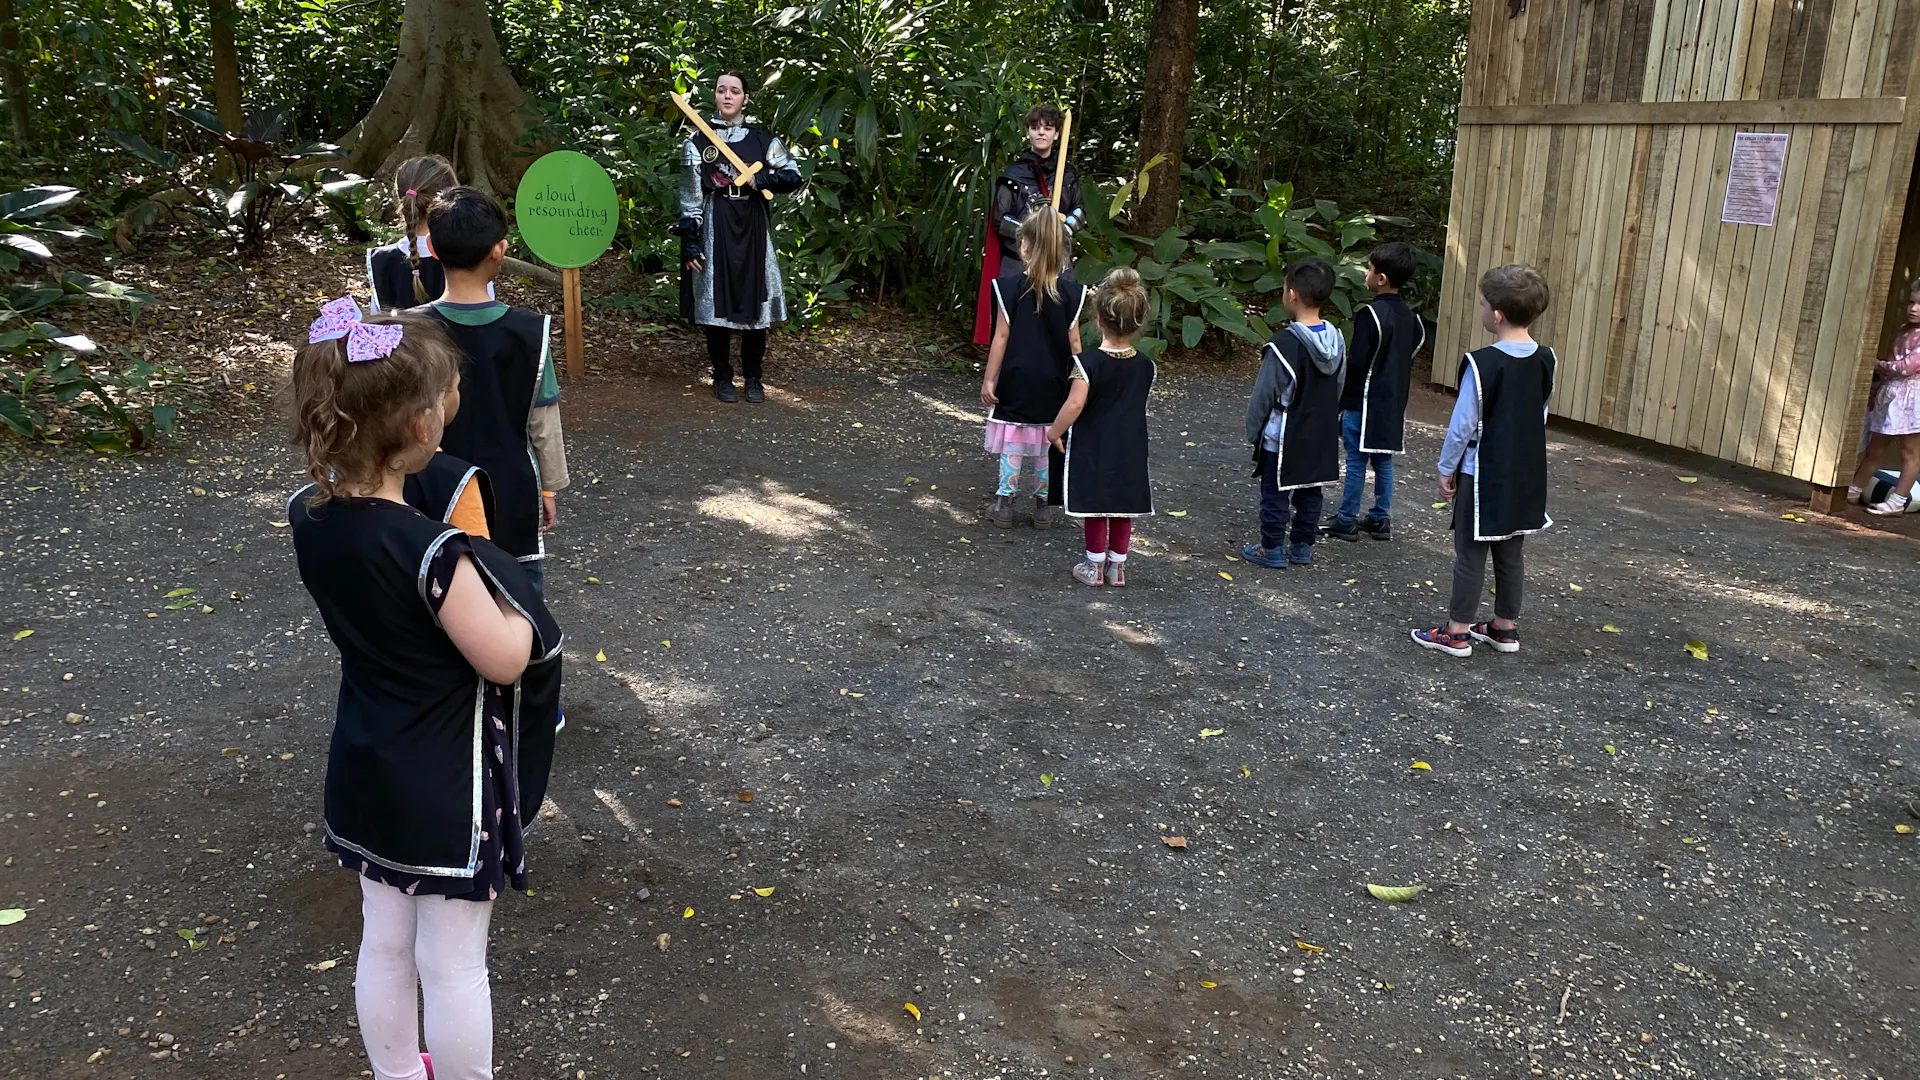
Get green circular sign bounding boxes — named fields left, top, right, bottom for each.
left=514, top=150, right=619, bottom=268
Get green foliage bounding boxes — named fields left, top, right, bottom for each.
left=1078, top=184, right=1433, bottom=359
left=8, top=0, right=1468, bottom=332
left=108, top=104, right=369, bottom=252
left=0, top=182, right=186, bottom=451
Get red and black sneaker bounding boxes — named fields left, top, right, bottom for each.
left=1410, top=626, right=1472, bottom=657
left=1467, top=622, right=1519, bottom=653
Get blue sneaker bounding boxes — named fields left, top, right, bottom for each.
left=1239, top=543, right=1286, bottom=568
left=1287, top=541, right=1313, bottom=565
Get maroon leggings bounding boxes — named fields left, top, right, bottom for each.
left=1083, top=517, right=1133, bottom=555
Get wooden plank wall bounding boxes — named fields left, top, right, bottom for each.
left=1435, top=0, right=1920, bottom=486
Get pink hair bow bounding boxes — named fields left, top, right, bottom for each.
left=308, top=296, right=404, bottom=363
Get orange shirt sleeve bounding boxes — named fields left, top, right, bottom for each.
left=448, top=481, right=491, bottom=539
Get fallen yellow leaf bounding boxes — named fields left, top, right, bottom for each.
left=1295, top=940, right=1325, bottom=953
left=306, top=958, right=338, bottom=972
left=1601, top=624, right=1622, bottom=633
left=1410, top=761, right=1432, bottom=771
left=1241, top=765, right=1251, bottom=778
left=1894, top=823, right=1914, bottom=835
left=682, top=907, right=694, bottom=919
left=660, top=640, right=671, bottom=648
left=1199, top=728, right=1225, bottom=738
left=753, top=886, right=775, bottom=897
left=595, top=650, right=607, bottom=662
left=586, top=576, right=601, bottom=584
left=1676, top=475, right=1698, bottom=483
left=903, top=1002, right=920, bottom=1021
left=1198, top=981, right=1217, bottom=989
left=1569, top=583, right=1583, bottom=591
left=1684, top=639, right=1709, bottom=661
left=1219, top=571, right=1233, bottom=580
left=1431, top=501, right=1447, bottom=509
left=10, top=629, right=30, bottom=641
left=1165, top=510, right=1188, bottom=517
left=1366, top=883, right=1428, bottom=902
left=269, top=521, right=290, bottom=528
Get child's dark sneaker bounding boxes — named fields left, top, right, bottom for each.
left=1287, top=541, right=1313, bottom=565
left=1239, top=543, right=1286, bottom=568
left=1322, top=516, right=1360, bottom=541
left=1466, top=621, right=1519, bottom=653
left=1358, top=514, right=1391, bottom=541
left=1410, top=626, right=1472, bottom=657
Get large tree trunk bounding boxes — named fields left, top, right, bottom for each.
left=0, top=0, right=28, bottom=147
left=208, top=0, right=244, bottom=131
left=344, top=0, right=535, bottom=192
left=1133, top=0, right=1200, bottom=239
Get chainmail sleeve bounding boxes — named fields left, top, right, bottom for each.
left=672, top=139, right=705, bottom=259
left=993, top=177, right=1024, bottom=246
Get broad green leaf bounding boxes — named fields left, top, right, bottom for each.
left=1152, top=229, right=1189, bottom=266
left=106, top=130, right=180, bottom=172
left=0, top=908, right=24, bottom=926
left=0, top=186, right=80, bottom=221
left=1181, top=315, right=1205, bottom=349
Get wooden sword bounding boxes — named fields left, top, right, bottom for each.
left=669, top=91, right=773, bottom=201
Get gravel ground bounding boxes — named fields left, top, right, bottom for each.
left=1, top=338, right=1916, bottom=1080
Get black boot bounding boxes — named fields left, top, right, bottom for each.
left=743, top=379, right=765, bottom=403
left=988, top=494, right=1015, bottom=528
left=712, top=379, right=737, bottom=403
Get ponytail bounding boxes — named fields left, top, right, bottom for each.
left=1018, top=206, right=1068, bottom=312
left=393, top=155, right=459, bottom=304
left=291, top=311, right=461, bottom=503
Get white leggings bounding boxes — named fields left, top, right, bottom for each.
left=355, top=876, right=495, bottom=1080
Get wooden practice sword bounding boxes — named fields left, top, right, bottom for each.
left=1050, top=109, right=1073, bottom=212
left=669, top=91, right=773, bottom=201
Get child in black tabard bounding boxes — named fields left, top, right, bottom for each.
left=980, top=206, right=1085, bottom=529
left=1413, top=264, right=1555, bottom=658
left=425, top=187, right=570, bottom=596
left=289, top=300, right=562, bottom=1079
left=367, top=156, right=459, bottom=313
left=1239, top=257, right=1346, bottom=568
left=1049, top=268, right=1155, bottom=587
left=1326, top=242, right=1424, bottom=542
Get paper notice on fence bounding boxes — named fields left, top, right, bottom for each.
left=1722, top=132, right=1790, bottom=226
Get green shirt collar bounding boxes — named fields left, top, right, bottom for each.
left=432, top=299, right=509, bottom=326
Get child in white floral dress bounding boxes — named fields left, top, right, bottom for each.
left=1850, top=279, right=1920, bottom=514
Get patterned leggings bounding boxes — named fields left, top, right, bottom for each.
left=996, top=453, right=1050, bottom=498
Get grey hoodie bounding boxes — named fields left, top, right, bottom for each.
left=1247, top=321, right=1348, bottom=450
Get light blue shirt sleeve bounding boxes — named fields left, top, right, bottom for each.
left=1438, top=365, right=1479, bottom=477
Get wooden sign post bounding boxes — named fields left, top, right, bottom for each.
left=513, top=150, right=620, bottom=379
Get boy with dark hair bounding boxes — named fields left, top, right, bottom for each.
left=1325, top=242, right=1423, bottom=542
left=973, top=102, right=1086, bottom=346
left=425, top=186, right=569, bottom=596
left=1412, top=263, right=1554, bottom=657
left=1239, top=257, right=1346, bottom=568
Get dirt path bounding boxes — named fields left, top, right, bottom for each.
left=1, top=338, right=1916, bottom=1080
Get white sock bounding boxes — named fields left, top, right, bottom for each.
left=1085, top=551, right=1106, bottom=564
left=1108, top=552, right=1127, bottom=563
left=1848, top=485, right=1863, bottom=500
left=1890, top=493, right=1911, bottom=509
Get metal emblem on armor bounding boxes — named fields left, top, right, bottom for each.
left=702, top=145, right=720, bottom=163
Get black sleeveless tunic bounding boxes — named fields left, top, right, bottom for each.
left=687, top=126, right=774, bottom=324
left=403, top=452, right=562, bottom=826
left=426, top=304, right=550, bottom=562
left=1352, top=294, right=1425, bottom=454
left=403, top=451, right=494, bottom=530
left=1268, top=332, right=1344, bottom=490
left=989, top=272, right=1088, bottom=426
left=1064, top=347, right=1156, bottom=517
left=367, top=241, right=447, bottom=313
left=1462, top=345, right=1556, bottom=541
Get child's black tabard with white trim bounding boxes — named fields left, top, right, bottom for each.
left=290, top=491, right=497, bottom=877
left=1269, top=331, right=1344, bottom=490
left=988, top=272, right=1088, bottom=426
left=1353, top=294, right=1425, bottom=454
left=366, top=239, right=447, bottom=313
left=1063, top=346, right=1156, bottom=517
left=404, top=451, right=494, bottom=532
left=1462, top=344, right=1556, bottom=541
left=427, top=305, right=550, bottom=562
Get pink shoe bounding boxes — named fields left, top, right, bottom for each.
left=421, top=1052, right=434, bottom=1079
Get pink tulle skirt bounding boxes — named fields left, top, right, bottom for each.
left=983, top=419, right=1050, bottom=456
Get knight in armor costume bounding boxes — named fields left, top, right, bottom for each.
left=973, top=102, right=1086, bottom=346
left=671, top=69, right=804, bottom=403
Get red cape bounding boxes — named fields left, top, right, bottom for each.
left=972, top=225, right=1002, bottom=346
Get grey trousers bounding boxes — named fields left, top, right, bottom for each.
left=1449, top=474, right=1523, bottom=624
